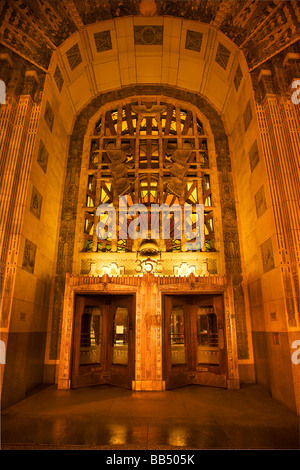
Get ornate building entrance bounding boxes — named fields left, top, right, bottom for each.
left=56, top=93, right=241, bottom=392
left=58, top=273, right=239, bottom=391
left=1, top=3, right=299, bottom=415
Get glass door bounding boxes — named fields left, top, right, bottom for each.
left=164, top=294, right=226, bottom=389
left=72, top=294, right=134, bottom=388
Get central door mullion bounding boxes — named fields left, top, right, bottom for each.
left=187, top=304, right=198, bottom=371
left=103, top=302, right=110, bottom=376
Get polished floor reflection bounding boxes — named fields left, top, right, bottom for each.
left=1, top=384, right=299, bottom=450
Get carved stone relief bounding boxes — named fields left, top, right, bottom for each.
left=44, top=100, right=54, bottom=132
left=66, top=43, right=82, bottom=71
left=22, top=238, right=37, bottom=274
left=215, top=42, right=231, bottom=70
left=243, top=100, right=253, bottom=132
left=249, top=140, right=260, bottom=172
left=134, top=25, right=163, bottom=45
left=185, top=30, right=203, bottom=52
left=94, top=30, right=112, bottom=52
left=261, top=238, right=275, bottom=273
left=1, top=1, right=299, bottom=71
left=254, top=185, right=267, bottom=219
left=54, top=65, right=64, bottom=92
left=30, top=186, right=42, bottom=220
left=234, top=64, right=243, bottom=92
left=37, top=140, right=48, bottom=173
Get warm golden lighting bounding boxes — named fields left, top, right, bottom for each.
left=168, top=427, right=189, bottom=447
left=108, top=424, right=127, bottom=445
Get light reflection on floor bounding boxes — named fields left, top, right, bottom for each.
left=1, top=384, right=299, bottom=450
left=168, top=427, right=189, bottom=447
left=108, top=424, right=128, bottom=445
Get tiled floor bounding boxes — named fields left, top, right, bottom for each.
left=1, top=384, right=299, bottom=450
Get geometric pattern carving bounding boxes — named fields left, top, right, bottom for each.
left=37, top=140, right=49, bottom=173
left=185, top=30, right=203, bottom=52
left=134, top=25, right=163, bottom=45
left=215, top=42, right=230, bottom=70
left=261, top=238, right=275, bottom=273
left=94, top=31, right=112, bottom=52
left=249, top=140, right=260, bottom=172
left=234, top=64, right=243, bottom=91
left=243, top=100, right=253, bottom=132
left=207, top=258, right=217, bottom=274
left=44, top=101, right=54, bottom=132
left=54, top=65, right=64, bottom=92
left=22, top=239, right=37, bottom=274
left=254, top=185, right=267, bottom=219
left=66, top=43, right=82, bottom=71
left=30, top=186, right=42, bottom=220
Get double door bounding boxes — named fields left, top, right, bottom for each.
left=72, top=294, right=135, bottom=388
left=71, top=292, right=227, bottom=390
left=164, top=294, right=227, bottom=389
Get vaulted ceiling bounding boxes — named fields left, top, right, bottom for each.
left=0, top=0, right=299, bottom=72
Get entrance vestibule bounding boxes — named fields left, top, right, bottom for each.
left=57, top=273, right=239, bottom=392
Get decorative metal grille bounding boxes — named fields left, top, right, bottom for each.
left=82, top=98, right=217, bottom=253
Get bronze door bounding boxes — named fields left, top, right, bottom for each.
left=164, top=294, right=227, bottom=389
left=72, top=294, right=135, bottom=388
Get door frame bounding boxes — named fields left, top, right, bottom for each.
left=157, top=276, right=239, bottom=390
left=71, top=293, right=135, bottom=389
left=57, top=273, right=141, bottom=390
left=162, top=292, right=227, bottom=389
left=57, top=272, right=240, bottom=391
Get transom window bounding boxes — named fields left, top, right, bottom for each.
left=82, top=97, right=215, bottom=253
